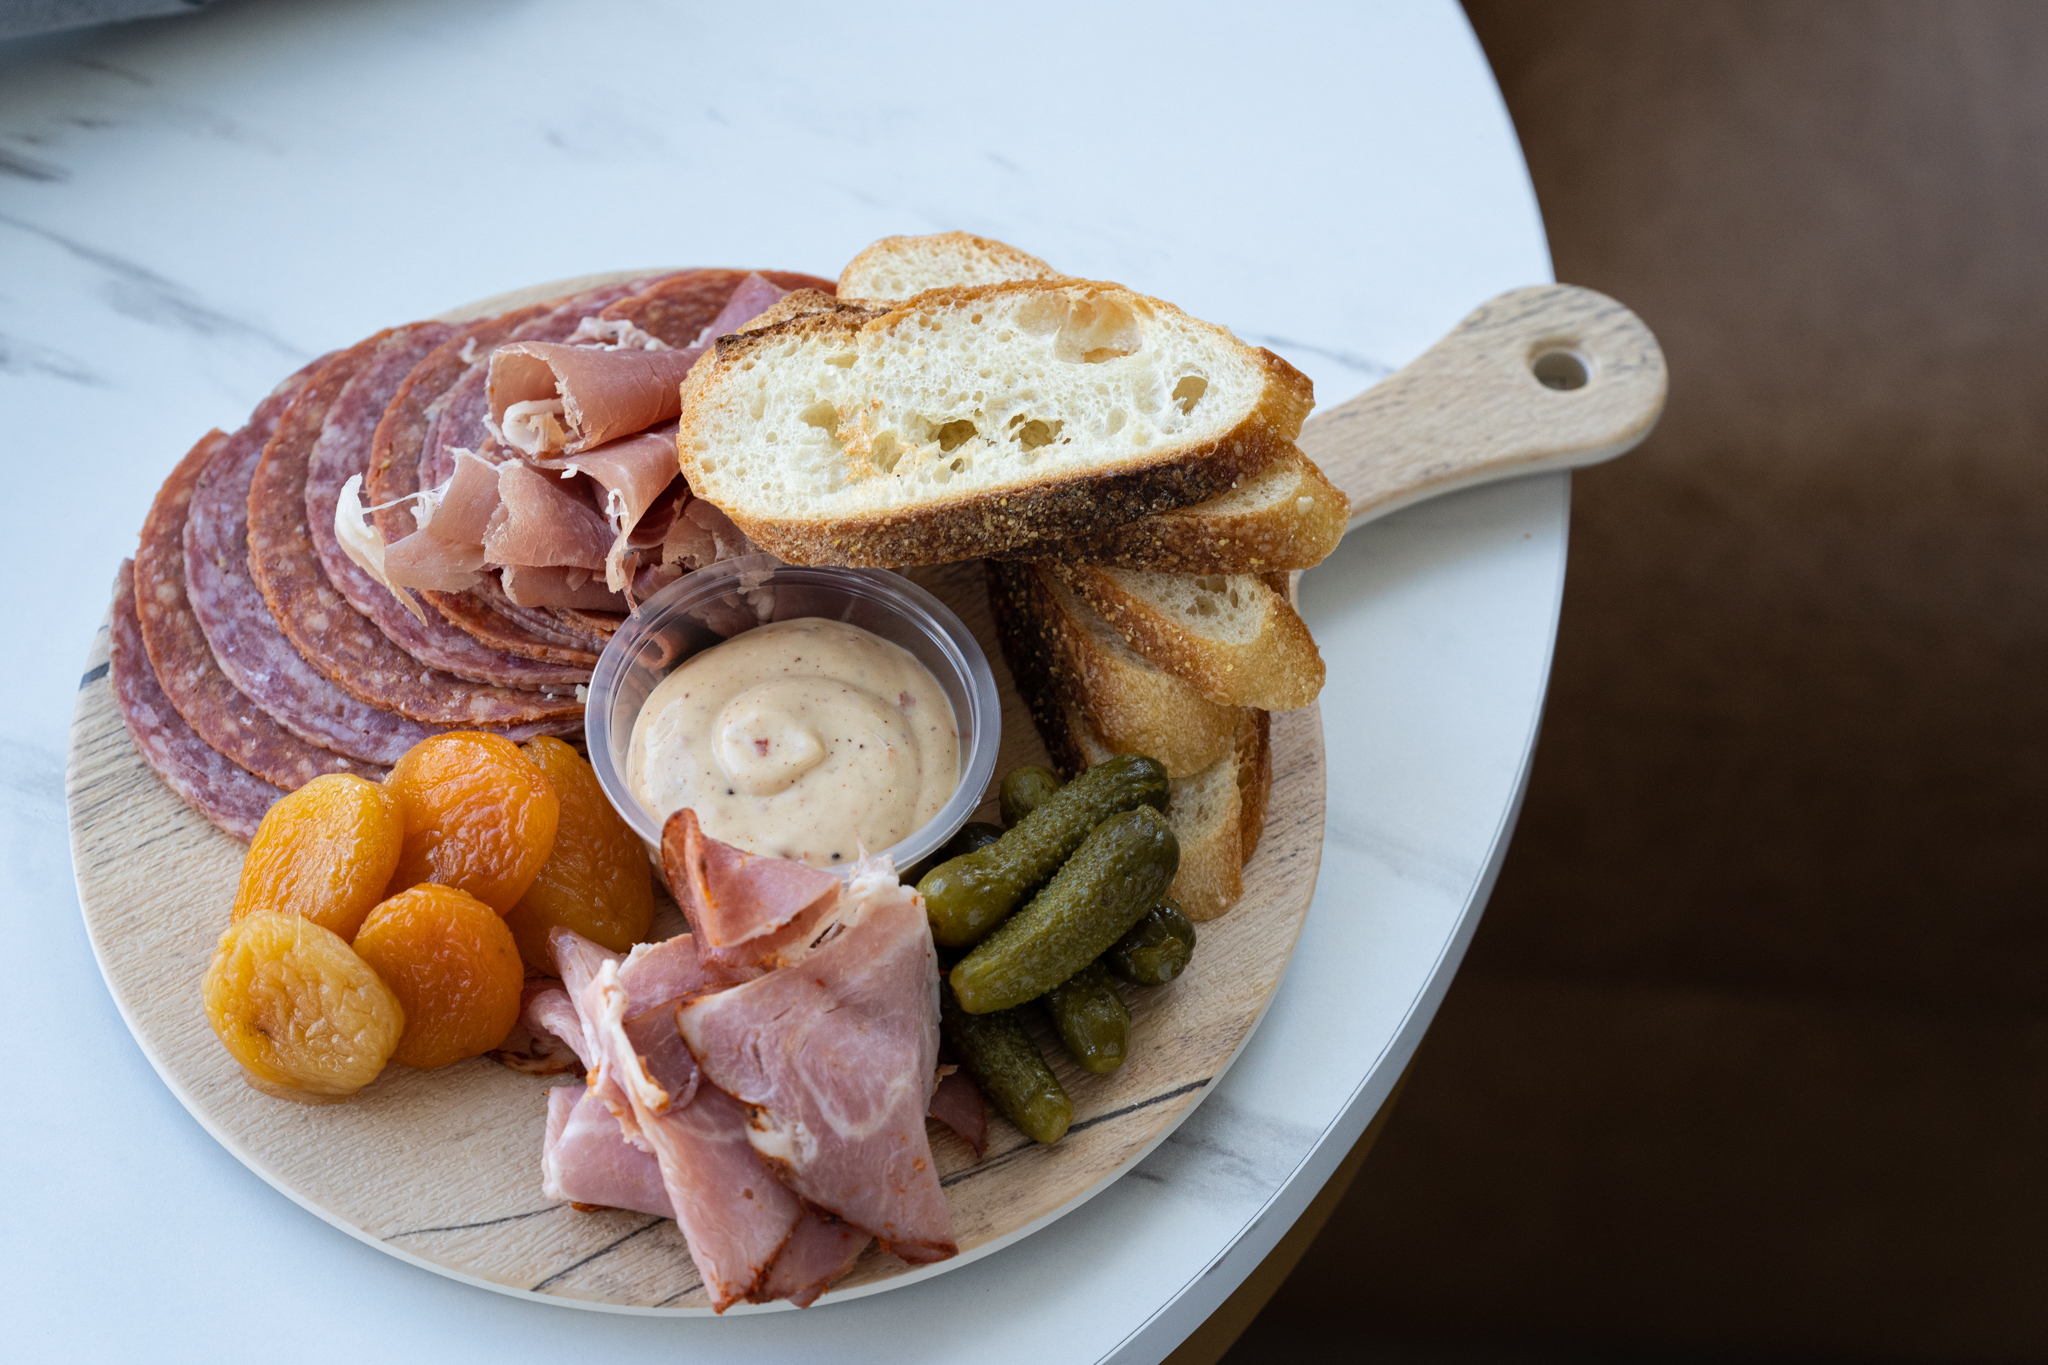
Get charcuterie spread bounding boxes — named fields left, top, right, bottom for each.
left=106, top=233, right=1353, bottom=1310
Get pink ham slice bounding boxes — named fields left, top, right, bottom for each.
left=660, top=808, right=842, bottom=971
left=542, top=1087, right=675, bottom=1218
left=382, top=448, right=499, bottom=591
left=928, top=1069, right=988, bottom=1157
left=676, top=862, right=957, bottom=1265
left=534, top=422, right=684, bottom=593
left=487, top=272, right=791, bottom=458
left=754, top=1205, right=870, bottom=1308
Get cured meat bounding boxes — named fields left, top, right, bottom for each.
left=521, top=984, right=588, bottom=1068
left=369, top=306, right=590, bottom=667
left=246, top=341, right=582, bottom=732
left=183, top=367, right=442, bottom=765
left=466, top=575, right=607, bottom=659
left=533, top=423, right=683, bottom=593
left=660, top=809, right=842, bottom=971
left=381, top=448, right=500, bottom=592
left=597, top=269, right=837, bottom=349
left=500, top=564, right=629, bottom=612
left=542, top=1087, right=675, bottom=1218
left=753, top=1205, right=870, bottom=1308
left=928, top=1069, right=988, bottom=1157
left=111, top=560, right=283, bottom=839
left=579, top=949, right=803, bottom=1311
left=302, top=324, right=590, bottom=690
left=676, top=860, right=957, bottom=1264
left=487, top=273, right=793, bottom=461
left=488, top=462, right=613, bottom=570
left=133, top=429, right=380, bottom=789
left=489, top=342, right=700, bottom=459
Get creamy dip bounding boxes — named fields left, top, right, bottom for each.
left=627, top=617, right=961, bottom=867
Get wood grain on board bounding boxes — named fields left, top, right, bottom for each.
left=66, top=553, right=1326, bottom=1312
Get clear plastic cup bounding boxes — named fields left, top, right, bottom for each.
left=583, top=553, right=1001, bottom=876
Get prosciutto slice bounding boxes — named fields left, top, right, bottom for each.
left=499, top=564, right=629, bottom=612
left=487, top=273, right=791, bottom=458
left=676, top=860, right=957, bottom=1264
left=660, top=808, right=842, bottom=971
left=537, top=423, right=684, bottom=593
left=486, top=461, right=612, bottom=570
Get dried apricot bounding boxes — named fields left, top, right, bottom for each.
left=385, top=732, right=559, bottom=913
left=202, top=913, right=405, bottom=1097
left=353, top=884, right=524, bottom=1069
left=233, top=773, right=403, bottom=940
left=505, top=737, right=654, bottom=964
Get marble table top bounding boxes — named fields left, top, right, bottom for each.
left=0, top=2, right=1556, bottom=1360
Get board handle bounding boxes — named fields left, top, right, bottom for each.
left=1297, top=284, right=1668, bottom=530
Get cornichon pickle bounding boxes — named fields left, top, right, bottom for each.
left=1043, top=960, right=1131, bottom=1074
left=920, top=754, right=1168, bottom=949
left=950, top=804, right=1179, bottom=1013
left=999, top=764, right=1064, bottom=827
left=1105, top=898, right=1198, bottom=986
left=903, top=821, right=1004, bottom=887
left=940, top=985, right=1071, bottom=1144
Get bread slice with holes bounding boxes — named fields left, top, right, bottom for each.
left=838, top=232, right=1063, bottom=301
left=676, top=279, right=1314, bottom=566
left=1063, top=564, right=1325, bottom=710
left=1065, top=699, right=1256, bottom=920
left=997, top=445, right=1349, bottom=573
left=986, top=558, right=1239, bottom=778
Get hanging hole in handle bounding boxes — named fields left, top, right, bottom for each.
left=1531, top=348, right=1591, bottom=391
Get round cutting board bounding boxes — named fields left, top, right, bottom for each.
left=65, top=271, right=1328, bottom=1314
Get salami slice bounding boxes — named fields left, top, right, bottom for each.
left=596, top=268, right=835, bottom=348
left=271, top=325, right=593, bottom=694
left=369, top=307, right=604, bottom=667
left=246, top=337, right=583, bottom=732
left=134, top=428, right=386, bottom=789
left=184, top=368, right=447, bottom=764
left=111, top=560, right=283, bottom=840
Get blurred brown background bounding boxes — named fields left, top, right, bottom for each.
left=1221, top=2, right=2048, bottom=1360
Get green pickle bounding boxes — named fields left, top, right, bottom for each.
left=950, top=804, right=1179, bottom=1013
left=903, top=821, right=1003, bottom=887
left=919, top=754, right=1168, bottom=949
left=1043, top=960, right=1131, bottom=1074
left=1105, top=898, right=1198, bottom=986
left=999, top=764, right=1064, bottom=827
left=940, top=985, right=1072, bottom=1144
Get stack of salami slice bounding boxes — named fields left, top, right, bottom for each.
left=113, top=268, right=832, bottom=838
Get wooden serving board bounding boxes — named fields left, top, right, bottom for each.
left=66, top=270, right=1665, bottom=1313
left=66, top=554, right=1327, bottom=1313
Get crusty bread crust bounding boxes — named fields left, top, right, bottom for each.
left=674, top=281, right=1315, bottom=567
left=995, top=446, right=1350, bottom=573
left=985, top=560, right=1238, bottom=778
left=1235, top=707, right=1272, bottom=865
left=1064, top=565, right=1326, bottom=710
left=838, top=232, right=1062, bottom=301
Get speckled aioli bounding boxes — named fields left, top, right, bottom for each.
left=627, top=617, right=961, bottom=867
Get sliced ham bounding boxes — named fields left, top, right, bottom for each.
left=663, top=495, right=755, bottom=572
left=676, top=860, right=957, bottom=1265
left=542, top=1087, right=674, bottom=1218
left=536, top=423, right=683, bottom=593
left=486, top=461, right=612, bottom=571
left=928, top=1069, right=988, bottom=1157
left=753, top=1205, right=871, bottom=1308
left=581, top=953, right=804, bottom=1311
left=660, top=808, right=842, bottom=971
left=486, top=272, right=791, bottom=458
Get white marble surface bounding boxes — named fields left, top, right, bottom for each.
left=0, top=1, right=1556, bottom=1360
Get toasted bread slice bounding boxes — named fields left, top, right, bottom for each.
left=1066, top=700, right=1248, bottom=920
left=996, top=444, right=1349, bottom=573
left=675, top=280, right=1314, bottom=566
left=986, top=559, right=1238, bottom=778
left=1063, top=565, right=1325, bottom=710
left=838, top=232, right=1063, bottom=301
left=1235, top=707, right=1272, bottom=865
